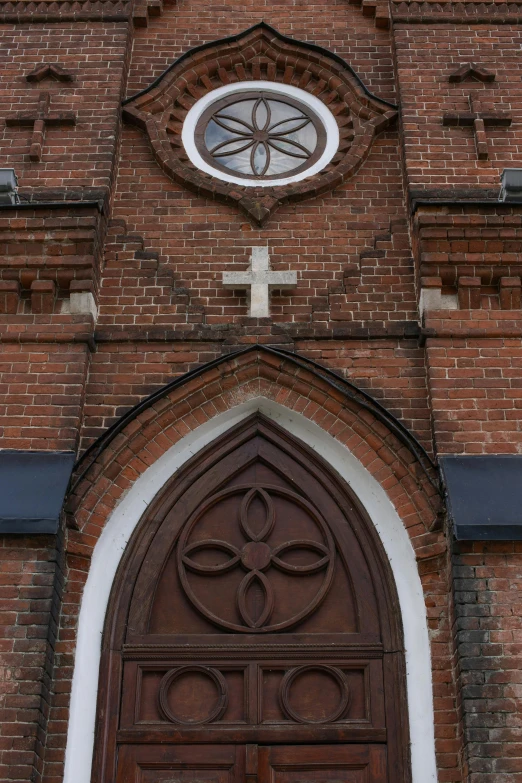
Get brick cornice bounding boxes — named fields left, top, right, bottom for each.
left=92, top=322, right=421, bottom=343
left=6, top=0, right=522, bottom=27
left=392, top=0, right=522, bottom=23
left=0, top=203, right=105, bottom=307
left=0, top=0, right=130, bottom=22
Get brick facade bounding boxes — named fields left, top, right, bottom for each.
left=0, top=1, right=521, bottom=782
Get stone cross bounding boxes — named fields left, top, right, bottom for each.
left=443, top=95, right=511, bottom=160
left=5, top=91, right=76, bottom=162
left=223, top=247, right=297, bottom=318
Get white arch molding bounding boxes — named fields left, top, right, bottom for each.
left=63, top=397, right=438, bottom=783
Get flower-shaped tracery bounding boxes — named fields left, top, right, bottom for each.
left=178, top=486, right=335, bottom=632
left=122, top=23, right=398, bottom=223
left=197, top=92, right=326, bottom=180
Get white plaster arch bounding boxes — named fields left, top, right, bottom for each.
left=63, top=396, right=437, bottom=783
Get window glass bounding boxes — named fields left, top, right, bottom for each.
left=196, top=92, right=325, bottom=181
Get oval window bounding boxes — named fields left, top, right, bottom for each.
left=195, top=91, right=327, bottom=181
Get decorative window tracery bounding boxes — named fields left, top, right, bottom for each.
left=122, top=23, right=397, bottom=224
left=196, top=92, right=325, bottom=180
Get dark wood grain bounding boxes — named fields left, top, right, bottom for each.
left=94, top=415, right=410, bottom=783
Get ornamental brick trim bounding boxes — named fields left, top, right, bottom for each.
left=0, top=0, right=130, bottom=21
left=0, top=207, right=103, bottom=315
left=99, top=218, right=205, bottom=327
left=392, top=0, right=522, bottom=22
left=415, top=210, right=522, bottom=307
left=122, top=23, right=397, bottom=225
left=26, top=63, right=74, bottom=83
left=66, top=348, right=441, bottom=544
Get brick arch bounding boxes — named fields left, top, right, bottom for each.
left=57, top=347, right=457, bottom=783
left=68, top=346, right=442, bottom=552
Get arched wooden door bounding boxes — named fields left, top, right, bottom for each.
left=94, top=415, right=409, bottom=783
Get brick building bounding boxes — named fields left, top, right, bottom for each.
left=0, top=1, right=521, bottom=782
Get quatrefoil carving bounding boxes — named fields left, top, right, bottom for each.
left=178, top=485, right=336, bottom=632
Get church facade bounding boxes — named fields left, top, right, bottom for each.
left=0, top=2, right=521, bottom=782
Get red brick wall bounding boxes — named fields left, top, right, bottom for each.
left=0, top=3, right=521, bottom=783
left=394, top=24, right=522, bottom=195
left=0, top=335, right=90, bottom=451
left=425, top=325, right=522, bottom=455
left=453, top=541, right=522, bottom=783
left=127, top=0, right=396, bottom=99
left=0, top=22, right=130, bottom=196
left=0, top=535, right=62, bottom=783
left=80, top=337, right=432, bottom=451
left=91, top=0, right=429, bottom=441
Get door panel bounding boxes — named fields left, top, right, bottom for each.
left=258, top=745, right=387, bottom=783
left=116, top=745, right=245, bottom=783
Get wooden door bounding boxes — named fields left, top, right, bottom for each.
left=258, top=745, right=387, bottom=783
left=95, top=415, right=409, bottom=783
left=117, top=745, right=246, bottom=783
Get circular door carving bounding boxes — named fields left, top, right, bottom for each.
left=280, top=665, right=350, bottom=723
left=158, top=665, right=228, bottom=725
left=178, top=484, right=335, bottom=633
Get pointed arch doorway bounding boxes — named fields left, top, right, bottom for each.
left=94, top=414, right=410, bottom=783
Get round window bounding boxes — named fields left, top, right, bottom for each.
left=181, top=81, right=340, bottom=188
left=195, top=91, right=326, bottom=180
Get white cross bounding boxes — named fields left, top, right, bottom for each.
left=222, top=247, right=297, bottom=318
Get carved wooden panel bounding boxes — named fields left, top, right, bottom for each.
left=116, top=745, right=246, bottom=783
left=117, top=744, right=386, bottom=783
left=120, top=658, right=384, bottom=732
left=177, top=484, right=336, bottom=633
left=95, top=416, right=408, bottom=783
left=258, top=745, right=387, bottom=783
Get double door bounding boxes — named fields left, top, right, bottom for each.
left=117, top=743, right=387, bottom=783
left=98, top=419, right=407, bottom=783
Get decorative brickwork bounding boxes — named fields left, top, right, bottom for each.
left=328, top=217, right=417, bottom=325
left=123, top=23, right=397, bottom=224
left=415, top=207, right=522, bottom=305
left=6, top=92, right=76, bottom=163
left=442, top=96, right=512, bottom=162
left=0, top=0, right=130, bottom=22
left=448, top=63, right=496, bottom=84
left=0, top=2, right=521, bottom=782
left=0, top=22, right=129, bottom=193
left=392, top=0, right=522, bottom=22
left=0, top=206, right=104, bottom=313
left=394, top=24, right=522, bottom=194
left=26, top=64, right=74, bottom=84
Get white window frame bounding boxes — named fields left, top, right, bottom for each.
left=181, top=80, right=340, bottom=187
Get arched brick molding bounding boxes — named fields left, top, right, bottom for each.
left=122, top=23, right=397, bottom=224
left=51, top=348, right=458, bottom=783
